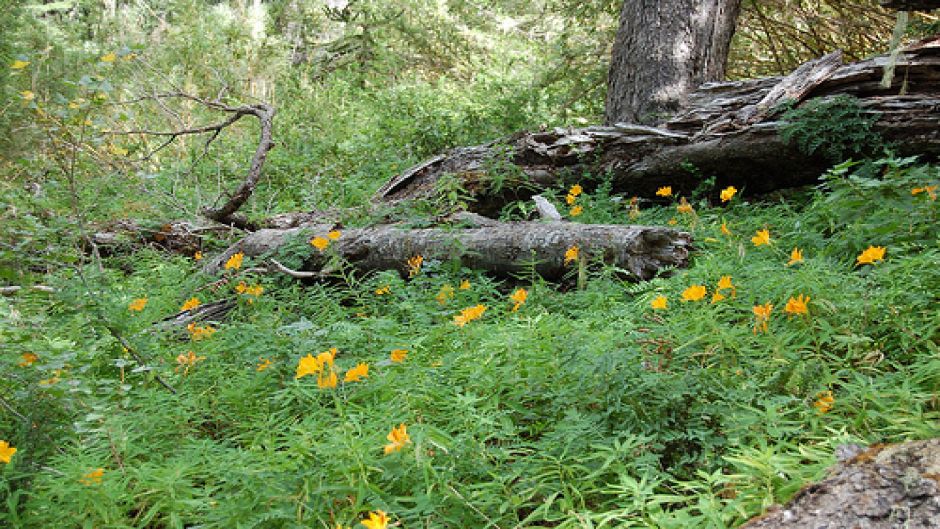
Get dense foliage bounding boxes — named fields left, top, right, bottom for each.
left=1, top=2, right=938, bottom=528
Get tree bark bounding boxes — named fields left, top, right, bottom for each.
left=605, top=0, right=742, bottom=125
left=374, top=41, right=940, bottom=214
left=203, top=216, right=692, bottom=281
left=741, top=438, right=940, bottom=529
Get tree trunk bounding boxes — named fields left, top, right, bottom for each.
left=202, top=216, right=692, bottom=282
left=374, top=42, right=940, bottom=215
left=605, top=0, right=742, bottom=125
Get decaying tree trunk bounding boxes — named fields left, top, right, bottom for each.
left=741, top=438, right=940, bottom=529
left=203, top=216, right=691, bottom=281
left=374, top=41, right=940, bottom=215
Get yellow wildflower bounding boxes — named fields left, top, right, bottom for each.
left=128, top=297, right=148, bottom=312
left=720, top=221, right=732, bottom=236
left=0, top=441, right=16, bottom=464
left=856, top=245, right=886, bottom=266
left=436, top=284, right=455, bottom=305
left=80, top=468, right=104, bottom=485
left=676, top=197, right=694, bottom=214
left=711, top=291, right=726, bottom=304
left=384, top=424, right=410, bottom=455
left=751, top=229, right=771, bottom=247
left=10, top=60, right=29, bottom=69
left=18, top=352, right=38, bottom=367
left=310, top=237, right=329, bottom=251
left=569, top=205, right=583, bottom=217
left=716, top=275, right=736, bottom=297
left=681, top=285, right=707, bottom=302
left=317, top=369, right=338, bottom=389
left=651, top=295, right=667, bottom=310
left=344, top=362, right=369, bottom=383
left=453, top=304, right=487, bottom=326
left=100, top=52, right=116, bottom=63
left=628, top=196, right=641, bottom=219
left=667, top=218, right=678, bottom=225
left=175, top=350, right=206, bottom=374
left=390, top=349, right=409, bottom=363
left=564, top=245, right=579, bottom=265
left=20, top=90, right=34, bottom=101
left=295, top=354, right=321, bottom=379
left=566, top=193, right=577, bottom=205
left=224, top=252, right=244, bottom=270
left=459, top=279, right=471, bottom=290
left=236, top=282, right=264, bottom=300
left=656, top=186, right=672, bottom=197
left=784, top=294, right=810, bottom=316
left=720, top=186, right=737, bottom=203
left=194, top=251, right=203, bottom=261
left=814, top=390, right=834, bottom=413
left=180, top=297, right=201, bottom=312
left=787, top=247, right=804, bottom=266
left=361, top=510, right=390, bottom=529
left=509, top=288, right=528, bottom=312
left=569, top=184, right=583, bottom=197
left=327, top=230, right=342, bottom=240
left=186, top=323, right=216, bottom=341
left=374, top=285, right=391, bottom=295
left=912, top=185, right=937, bottom=200
left=752, top=302, right=773, bottom=334
left=256, top=358, right=273, bottom=372
left=407, top=255, right=423, bottom=278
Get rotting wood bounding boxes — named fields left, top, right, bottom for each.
left=203, top=221, right=692, bottom=281
left=372, top=41, right=940, bottom=214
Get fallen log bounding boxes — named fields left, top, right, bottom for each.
left=373, top=41, right=940, bottom=215
left=741, top=438, right=940, bottom=529
left=204, top=216, right=691, bottom=281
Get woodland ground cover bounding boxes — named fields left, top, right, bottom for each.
left=1, top=2, right=939, bottom=528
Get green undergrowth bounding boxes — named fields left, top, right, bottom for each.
left=1, top=155, right=938, bottom=528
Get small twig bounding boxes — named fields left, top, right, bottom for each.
left=270, top=259, right=321, bottom=279
left=0, top=285, right=56, bottom=296
left=0, top=395, right=28, bottom=423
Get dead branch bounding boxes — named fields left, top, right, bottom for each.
left=105, top=92, right=275, bottom=230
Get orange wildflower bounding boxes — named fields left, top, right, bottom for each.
left=814, top=391, right=834, bottom=414
left=344, top=362, right=369, bottom=382
left=720, top=186, right=737, bottom=203
left=310, top=237, right=329, bottom=251
left=509, top=288, right=528, bottom=312
left=0, top=441, right=16, bottom=464
left=384, top=424, right=410, bottom=455
left=784, top=294, right=810, bottom=316
left=224, top=252, right=244, bottom=270
left=390, top=349, right=409, bottom=363
left=453, top=304, right=486, bottom=326
left=80, top=468, right=104, bottom=485
left=751, top=229, right=771, bottom=247
left=752, top=302, right=773, bottom=333
left=180, top=297, right=201, bottom=312
left=651, top=295, right=667, bottom=310
left=681, top=285, right=707, bottom=302
left=655, top=186, right=672, bottom=197
left=18, top=352, right=38, bottom=367
left=128, top=297, right=148, bottom=312
left=564, top=245, right=579, bottom=265
left=787, top=248, right=804, bottom=266
left=856, top=245, right=886, bottom=266
left=407, top=255, right=423, bottom=277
